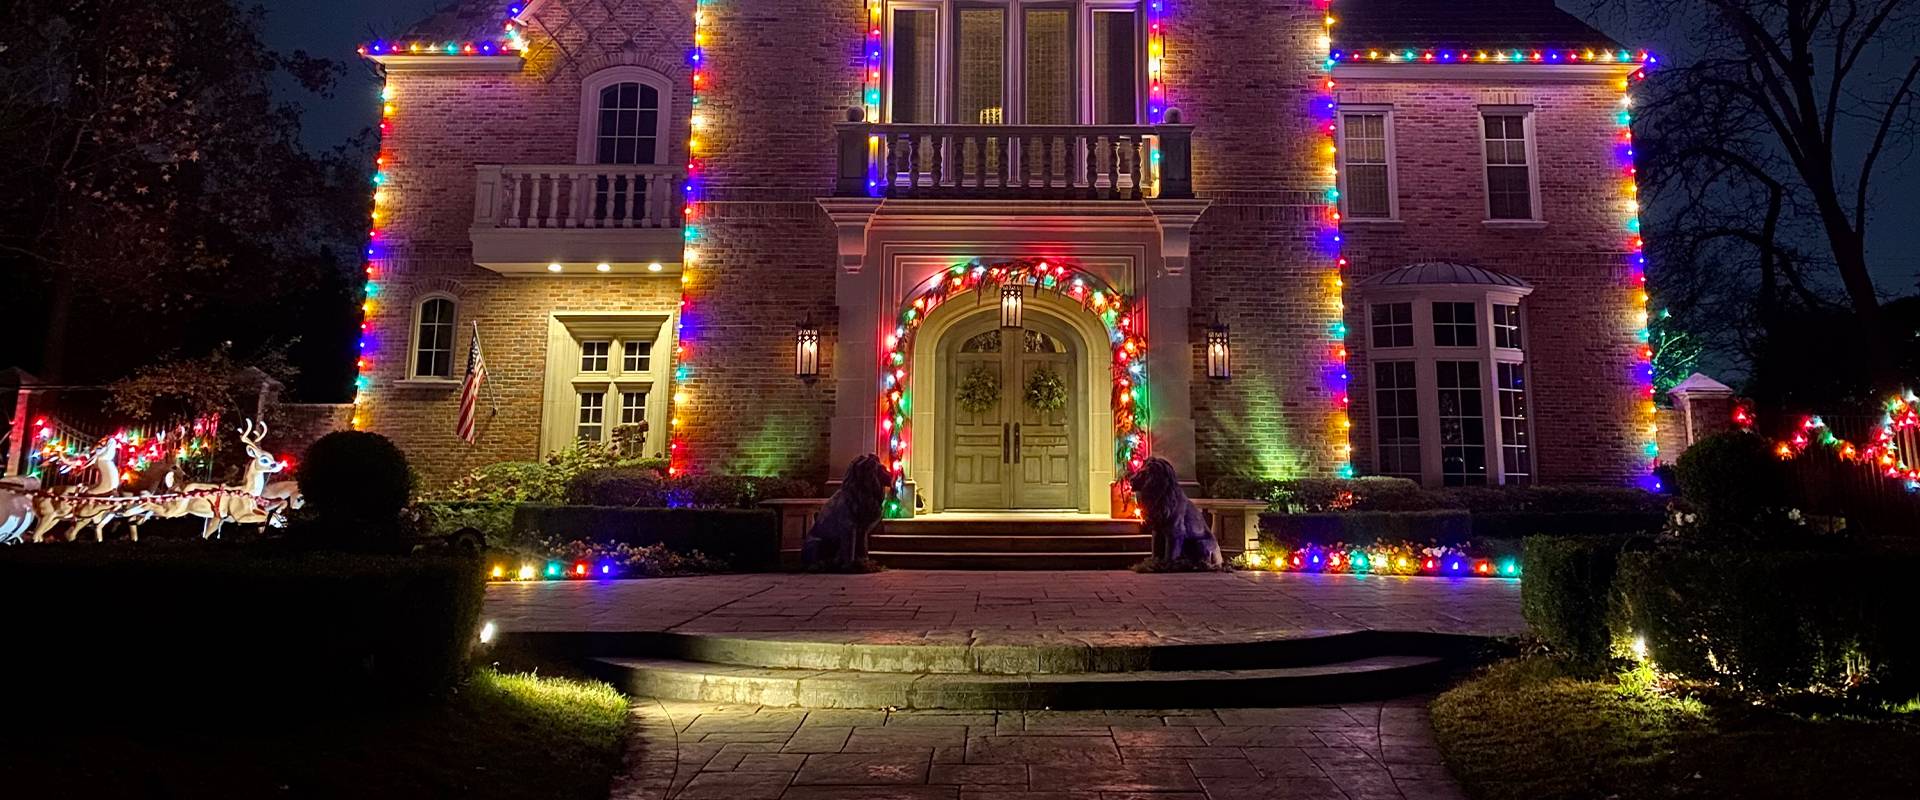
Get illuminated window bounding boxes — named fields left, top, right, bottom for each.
left=885, top=1, right=1145, bottom=126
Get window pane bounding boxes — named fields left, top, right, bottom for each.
left=623, top=340, right=653, bottom=372
left=1091, top=11, right=1138, bottom=124
left=581, top=341, right=610, bottom=372
left=1023, top=8, right=1071, bottom=124
left=1494, top=304, right=1523, bottom=349
left=1437, top=361, right=1488, bottom=486
left=956, top=8, right=1006, bottom=125
left=577, top=391, right=605, bottom=442
left=1373, top=361, right=1420, bottom=479
left=1434, top=302, right=1477, bottom=347
left=620, top=391, right=647, bottom=425
left=891, top=9, right=938, bottom=123
left=1370, top=302, right=1412, bottom=349
left=1497, top=362, right=1530, bottom=485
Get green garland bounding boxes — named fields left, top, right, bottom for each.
left=1024, top=367, right=1068, bottom=412
left=957, top=366, right=1001, bottom=414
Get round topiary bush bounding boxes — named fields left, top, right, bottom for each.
left=1673, top=431, right=1790, bottom=532
left=299, top=431, right=415, bottom=526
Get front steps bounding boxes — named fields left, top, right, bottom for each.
left=549, top=630, right=1485, bottom=710
left=869, top=516, right=1150, bottom=570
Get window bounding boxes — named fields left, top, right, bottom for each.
left=623, top=340, right=652, bottom=373
left=1497, top=362, right=1531, bottom=485
left=1371, top=302, right=1413, bottom=349
left=886, top=2, right=1145, bottom=126
left=576, top=391, right=606, bottom=442
left=580, top=341, right=611, bottom=372
left=1483, top=113, right=1534, bottom=220
left=1341, top=112, right=1392, bottom=219
left=1493, top=304, right=1523, bottom=349
left=1090, top=9, right=1139, bottom=124
left=1433, top=302, right=1478, bottom=347
left=1436, top=361, right=1488, bottom=486
left=1373, top=361, right=1420, bottom=478
left=577, top=67, right=673, bottom=223
left=411, top=297, right=456, bottom=379
left=620, top=391, right=647, bottom=426
left=891, top=8, right=938, bottom=123
left=595, top=82, right=660, bottom=165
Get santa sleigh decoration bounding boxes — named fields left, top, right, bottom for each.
left=0, top=420, right=302, bottom=544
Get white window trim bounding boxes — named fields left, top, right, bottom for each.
left=401, top=292, right=461, bottom=385
left=882, top=0, right=1146, bottom=125
left=1361, top=285, right=1535, bottom=487
left=1336, top=105, right=1399, bottom=222
left=541, top=311, right=675, bottom=455
left=576, top=66, right=676, bottom=165
left=1477, top=105, right=1544, bottom=225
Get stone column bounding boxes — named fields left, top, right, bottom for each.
left=818, top=198, right=884, bottom=482
left=1147, top=199, right=1210, bottom=479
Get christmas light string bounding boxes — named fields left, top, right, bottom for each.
left=357, top=5, right=526, bottom=58
left=1746, top=391, right=1920, bottom=491
left=1320, top=2, right=1355, bottom=478
left=669, top=0, right=712, bottom=478
left=877, top=259, right=1149, bottom=518
left=29, top=416, right=223, bottom=484
left=1238, top=542, right=1520, bottom=578
left=1329, top=48, right=1655, bottom=65
left=1619, top=66, right=1660, bottom=490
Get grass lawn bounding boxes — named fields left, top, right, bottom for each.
left=1431, top=656, right=1920, bottom=800
left=3, top=669, right=629, bottom=800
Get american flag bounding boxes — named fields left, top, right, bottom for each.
left=456, top=322, right=486, bottom=444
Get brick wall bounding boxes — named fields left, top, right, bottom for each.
left=1337, top=76, right=1642, bottom=485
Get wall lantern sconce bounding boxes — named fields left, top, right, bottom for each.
left=1206, top=320, right=1232, bottom=380
left=1000, top=284, right=1024, bottom=329
left=795, top=318, right=821, bottom=380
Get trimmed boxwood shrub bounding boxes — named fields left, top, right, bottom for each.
left=1260, top=509, right=1473, bottom=546
left=416, top=500, right=518, bottom=546
left=513, top=505, right=779, bottom=570
left=564, top=468, right=814, bottom=508
left=1520, top=535, right=1648, bottom=673
left=299, top=430, right=414, bottom=526
left=1471, top=510, right=1664, bottom=539
left=0, top=546, right=485, bottom=713
left=1614, top=549, right=1920, bottom=698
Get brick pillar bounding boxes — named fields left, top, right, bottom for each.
left=1666, top=373, right=1737, bottom=452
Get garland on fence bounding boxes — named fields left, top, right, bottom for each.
left=1234, top=542, right=1520, bottom=578
left=1737, top=390, right=1920, bottom=491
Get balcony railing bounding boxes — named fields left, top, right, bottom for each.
left=835, top=114, right=1193, bottom=200
left=473, top=164, right=684, bottom=230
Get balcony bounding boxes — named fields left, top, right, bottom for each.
left=833, top=117, right=1194, bottom=201
left=470, top=164, right=686, bottom=274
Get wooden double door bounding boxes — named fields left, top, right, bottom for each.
left=943, top=320, right=1080, bottom=511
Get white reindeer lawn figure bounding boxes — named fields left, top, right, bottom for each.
left=137, top=420, right=289, bottom=539
left=17, top=436, right=130, bottom=543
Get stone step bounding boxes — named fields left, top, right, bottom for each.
left=870, top=551, right=1148, bottom=570
left=869, top=533, right=1153, bottom=554
left=502, top=630, right=1485, bottom=676
left=880, top=518, right=1142, bottom=537
left=590, top=654, right=1453, bottom=709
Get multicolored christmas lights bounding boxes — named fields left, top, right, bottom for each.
left=1617, top=65, right=1661, bottom=489
left=357, top=6, right=526, bottom=58
left=489, top=560, right=620, bottom=581
left=1760, top=391, right=1920, bottom=491
left=1318, top=2, right=1355, bottom=479
left=29, top=416, right=222, bottom=483
left=1147, top=0, right=1168, bottom=122
left=1329, top=48, right=1654, bottom=65
left=878, top=259, right=1149, bottom=518
left=669, top=0, right=713, bottom=477
left=1236, top=542, right=1520, bottom=579
left=351, top=79, right=400, bottom=431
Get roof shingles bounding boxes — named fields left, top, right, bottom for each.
left=1332, top=0, right=1624, bottom=50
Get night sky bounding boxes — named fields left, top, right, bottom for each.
left=263, top=0, right=1919, bottom=293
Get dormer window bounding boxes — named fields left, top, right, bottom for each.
left=883, top=1, right=1145, bottom=125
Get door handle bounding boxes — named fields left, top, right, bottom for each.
left=1013, top=423, right=1022, bottom=463
left=1002, top=423, right=1011, bottom=463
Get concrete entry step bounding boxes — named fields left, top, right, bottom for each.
left=868, top=533, right=1153, bottom=554
left=590, top=653, right=1452, bottom=710
left=870, top=551, right=1148, bottom=570
left=880, top=517, right=1142, bottom=537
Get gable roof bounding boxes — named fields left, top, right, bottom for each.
left=1333, top=0, right=1624, bottom=50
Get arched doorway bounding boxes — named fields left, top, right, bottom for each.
left=940, top=313, right=1082, bottom=511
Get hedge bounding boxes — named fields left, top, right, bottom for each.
left=564, top=468, right=814, bottom=508
left=513, top=505, right=779, bottom=570
left=0, top=546, right=485, bottom=713
left=417, top=500, right=518, bottom=547
left=1614, top=549, right=1920, bottom=698
left=1519, top=535, right=1645, bottom=672
left=1214, top=476, right=1666, bottom=517
left=1260, top=510, right=1473, bottom=546
left=1471, top=510, right=1663, bottom=539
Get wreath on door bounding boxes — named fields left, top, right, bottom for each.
left=957, top=366, right=1001, bottom=414
left=1024, top=367, right=1069, bottom=412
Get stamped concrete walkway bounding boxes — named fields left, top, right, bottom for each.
left=608, top=701, right=1466, bottom=800
left=484, top=570, right=1525, bottom=644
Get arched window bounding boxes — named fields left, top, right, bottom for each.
left=410, top=296, right=458, bottom=380
left=1356, top=263, right=1534, bottom=487
left=577, top=67, right=674, bottom=165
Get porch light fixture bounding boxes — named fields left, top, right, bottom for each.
left=795, top=318, right=821, bottom=379
left=1206, top=321, right=1232, bottom=379
left=1000, top=284, right=1023, bottom=329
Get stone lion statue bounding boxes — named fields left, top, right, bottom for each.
left=1128, top=457, right=1222, bottom=567
left=802, top=454, right=891, bottom=567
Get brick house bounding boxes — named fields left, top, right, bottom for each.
left=356, top=0, right=1657, bottom=513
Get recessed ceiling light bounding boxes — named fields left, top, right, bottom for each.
left=596, top=262, right=611, bottom=272
left=547, top=262, right=563, bottom=272
left=647, top=262, right=663, bottom=272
